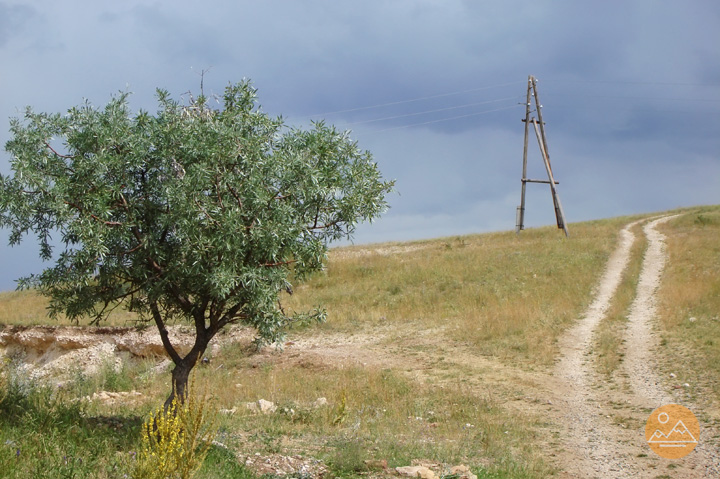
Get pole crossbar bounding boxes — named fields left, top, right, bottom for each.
left=515, top=75, right=569, bottom=237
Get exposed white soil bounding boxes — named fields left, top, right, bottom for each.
left=0, top=324, right=254, bottom=380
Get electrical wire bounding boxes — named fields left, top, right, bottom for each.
left=553, top=79, right=720, bottom=88
left=344, top=96, right=522, bottom=126
left=363, top=103, right=522, bottom=135
left=546, top=93, right=720, bottom=103
left=307, top=80, right=526, bottom=118
left=290, top=78, right=719, bottom=135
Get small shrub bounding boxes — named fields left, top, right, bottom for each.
left=132, top=382, right=217, bottom=479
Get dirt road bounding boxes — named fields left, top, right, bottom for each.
left=553, top=216, right=719, bottom=478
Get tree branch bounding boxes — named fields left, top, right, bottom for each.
left=194, top=197, right=219, bottom=226
left=44, top=141, right=74, bottom=159
left=150, top=301, right=182, bottom=365
left=227, top=185, right=243, bottom=208
left=215, top=303, right=247, bottom=332
left=214, top=176, right=225, bottom=210
left=260, top=259, right=297, bottom=267
left=309, top=219, right=341, bottom=230
left=64, top=200, right=124, bottom=226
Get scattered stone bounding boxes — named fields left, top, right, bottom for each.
left=683, top=383, right=690, bottom=388
left=450, top=465, right=477, bottom=479
left=313, top=397, right=328, bottom=408
left=364, top=459, right=388, bottom=470
left=688, top=316, right=697, bottom=323
left=220, top=407, right=237, bottom=415
left=244, top=399, right=278, bottom=414
left=395, top=465, right=437, bottom=479
left=258, top=399, right=277, bottom=413
left=669, top=373, right=677, bottom=378
left=88, top=390, right=142, bottom=405
left=243, top=453, right=328, bottom=477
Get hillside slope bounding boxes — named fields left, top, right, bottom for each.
left=1, top=206, right=719, bottom=478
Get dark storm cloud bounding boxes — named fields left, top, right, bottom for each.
left=128, top=5, right=233, bottom=67
left=0, top=2, right=37, bottom=47
left=1, top=0, right=719, bottom=290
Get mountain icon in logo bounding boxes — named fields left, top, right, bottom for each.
left=645, top=404, right=699, bottom=458
left=648, top=420, right=698, bottom=446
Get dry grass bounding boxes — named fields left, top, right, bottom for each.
left=0, top=289, right=138, bottom=327
left=287, top=217, right=640, bottom=368
left=657, top=206, right=720, bottom=401
left=189, top=343, right=552, bottom=477
left=3, top=216, right=635, bottom=371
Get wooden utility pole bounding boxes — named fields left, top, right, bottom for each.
left=516, top=75, right=569, bottom=237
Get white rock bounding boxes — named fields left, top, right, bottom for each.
left=313, top=397, right=329, bottom=408
left=257, top=399, right=277, bottom=414
left=395, top=466, right=436, bottom=479
left=450, top=465, right=477, bottom=479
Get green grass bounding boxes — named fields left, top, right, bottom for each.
left=193, top=338, right=552, bottom=477
left=0, top=359, right=254, bottom=479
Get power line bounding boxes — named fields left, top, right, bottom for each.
left=307, top=80, right=525, bottom=118
left=362, top=103, right=522, bottom=135
left=547, top=93, right=720, bottom=103
left=554, top=79, right=720, bottom=88
left=344, top=96, right=522, bottom=126
left=290, top=77, right=720, bottom=135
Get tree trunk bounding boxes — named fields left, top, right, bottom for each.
left=165, top=362, right=191, bottom=410
left=164, top=347, right=205, bottom=410
left=157, top=307, right=214, bottom=410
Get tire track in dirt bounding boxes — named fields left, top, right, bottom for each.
left=554, top=219, right=644, bottom=478
left=554, top=216, right=719, bottom=478
left=621, top=216, right=720, bottom=477
left=623, top=216, right=677, bottom=406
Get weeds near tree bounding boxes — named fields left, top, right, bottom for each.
left=133, top=380, right=217, bottom=479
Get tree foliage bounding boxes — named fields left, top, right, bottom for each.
left=0, top=81, right=394, bottom=401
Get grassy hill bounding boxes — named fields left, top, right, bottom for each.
left=0, top=205, right=718, bottom=478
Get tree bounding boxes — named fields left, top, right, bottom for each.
left=0, top=81, right=394, bottom=405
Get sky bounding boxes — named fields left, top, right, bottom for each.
left=0, top=0, right=719, bottom=291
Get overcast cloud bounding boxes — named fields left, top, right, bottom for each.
left=1, top=0, right=719, bottom=291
